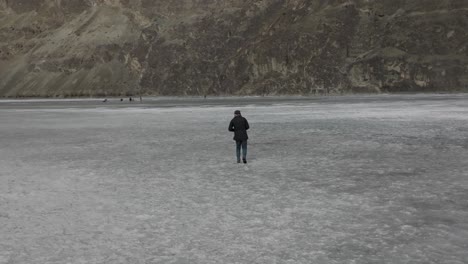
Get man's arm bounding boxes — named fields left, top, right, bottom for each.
left=245, top=118, right=250, bottom=130
left=228, top=120, right=235, bottom=132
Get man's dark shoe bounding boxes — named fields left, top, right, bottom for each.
left=243, top=158, right=247, bottom=164
left=237, top=160, right=241, bottom=163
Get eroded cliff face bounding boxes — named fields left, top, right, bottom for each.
left=0, top=0, right=467, bottom=97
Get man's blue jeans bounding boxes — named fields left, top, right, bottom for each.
left=236, top=140, right=247, bottom=162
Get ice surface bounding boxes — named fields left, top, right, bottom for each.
left=1, top=95, right=468, bottom=263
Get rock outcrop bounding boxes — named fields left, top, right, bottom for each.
left=0, top=0, right=467, bottom=97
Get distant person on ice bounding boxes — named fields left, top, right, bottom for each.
left=228, top=110, right=250, bottom=164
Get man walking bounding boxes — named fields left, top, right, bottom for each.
left=229, top=110, right=250, bottom=164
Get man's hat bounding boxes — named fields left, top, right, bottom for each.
left=234, top=110, right=241, bottom=115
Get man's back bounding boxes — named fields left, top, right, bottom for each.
left=229, top=115, right=249, bottom=141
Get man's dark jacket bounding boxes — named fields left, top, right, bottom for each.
left=229, top=116, right=249, bottom=141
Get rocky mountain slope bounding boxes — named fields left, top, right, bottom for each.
left=0, top=0, right=467, bottom=97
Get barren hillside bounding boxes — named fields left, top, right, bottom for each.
left=0, top=0, right=467, bottom=97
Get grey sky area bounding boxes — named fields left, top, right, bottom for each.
left=1, top=95, right=468, bottom=263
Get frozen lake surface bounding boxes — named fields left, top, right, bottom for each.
left=1, top=94, right=468, bottom=263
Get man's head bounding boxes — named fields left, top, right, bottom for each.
left=234, top=110, right=241, bottom=116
